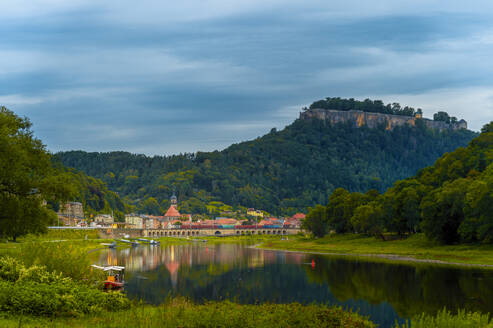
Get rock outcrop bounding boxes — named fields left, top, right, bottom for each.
left=300, top=108, right=467, bottom=131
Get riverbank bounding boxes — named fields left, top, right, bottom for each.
left=258, top=234, right=493, bottom=268
left=0, top=299, right=375, bottom=328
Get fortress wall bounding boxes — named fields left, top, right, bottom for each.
left=300, top=109, right=467, bottom=131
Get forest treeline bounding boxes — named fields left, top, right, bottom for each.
left=303, top=122, right=493, bottom=244
left=55, top=100, right=476, bottom=216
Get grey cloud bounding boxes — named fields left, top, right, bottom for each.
left=1, top=1, right=493, bottom=154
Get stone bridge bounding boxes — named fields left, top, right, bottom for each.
left=142, top=228, right=300, bottom=237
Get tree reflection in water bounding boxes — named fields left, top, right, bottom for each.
left=98, top=244, right=493, bottom=328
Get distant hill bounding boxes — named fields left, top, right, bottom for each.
left=54, top=98, right=478, bottom=215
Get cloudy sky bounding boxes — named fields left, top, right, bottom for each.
left=1, top=1, right=493, bottom=155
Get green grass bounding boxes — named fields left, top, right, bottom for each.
left=395, top=309, right=493, bottom=328
left=0, top=299, right=375, bottom=328
left=259, top=233, right=493, bottom=267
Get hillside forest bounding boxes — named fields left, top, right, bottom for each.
left=303, top=122, right=493, bottom=244
left=55, top=98, right=476, bottom=217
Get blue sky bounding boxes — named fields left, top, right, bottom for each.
left=1, top=1, right=493, bottom=155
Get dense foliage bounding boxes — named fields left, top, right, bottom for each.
left=0, top=254, right=129, bottom=317
left=303, top=123, right=493, bottom=244
left=69, top=170, right=129, bottom=221
left=308, top=97, right=423, bottom=116
left=0, top=107, right=78, bottom=240
left=0, top=106, right=128, bottom=232
left=55, top=117, right=476, bottom=216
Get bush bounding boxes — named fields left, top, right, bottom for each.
left=0, top=280, right=130, bottom=316
left=0, top=256, right=128, bottom=317
left=0, top=256, right=23, bottom=282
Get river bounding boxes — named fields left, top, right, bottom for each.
left=97, top=242, right=493, bottom=327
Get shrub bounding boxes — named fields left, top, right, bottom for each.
left=0, top=256, right=128, bottom=317
left=0, top=280, right=130, bottom=316
left=0, top=256, right=23, bottom=282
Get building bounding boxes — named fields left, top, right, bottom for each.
left=291, top=213, right=306, bottom=220
left=164, top=193, right=182, bottom=221
left=58, top=202, right=84, bottom=219
left=247, top=208, right=264, bottom=218
left=164, top=206, right=181, bottom=221
left=94, top=214, right=114, bottom=225
left=125, top=214, right=144, bottom=229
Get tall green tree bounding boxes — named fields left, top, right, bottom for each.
left=302, top=205, right=328, bottom=238
left=0, top=107, right=76, bottom=241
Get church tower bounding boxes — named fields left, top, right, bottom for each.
left=170, top=193, right=177, bottom=208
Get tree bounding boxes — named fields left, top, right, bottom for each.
left=481, top=121, right=493, bottom=134
left=420, top=179, right=468, bottom=244
left=138, top=197, right=161, bottom=215
left=350, top=203, right=384, bottom=236
left=326, top=188, right=351, bottom=233
left=302, top=205, right=328, bottom=238
left=433, top=111, right=451, bottom=123
left=0, top=107, right=76, bottom=241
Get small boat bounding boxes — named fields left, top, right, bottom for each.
left=136, top=238, right=160, bottom=245
left=117, top=239, right=139, bottom=247
left=91, top=265, right=125, bottom=290
left=101, top=241, right=117, bottom=248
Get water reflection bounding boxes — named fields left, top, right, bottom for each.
left=98, top=243, right=493, bottom=328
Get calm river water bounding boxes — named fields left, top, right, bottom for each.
left=97, top=243, right=493, bottom=327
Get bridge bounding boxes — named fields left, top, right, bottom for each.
left=142, top=228, right=300, bottom=237
left=48, top=226, right=301, bottom=238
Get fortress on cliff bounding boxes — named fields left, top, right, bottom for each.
left=300, top=108, right=467, bottom=131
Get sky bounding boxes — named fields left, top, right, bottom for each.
left=1, top=0, right=493, bottom=155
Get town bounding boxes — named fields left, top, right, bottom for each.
left=55, top=194, right=303, bottom=236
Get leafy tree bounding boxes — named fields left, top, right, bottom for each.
left=0, top=107, right=77, bottom=241
left=481, top=122, right=493, bottom=134
left=420, top=179, right=468, bottom=244
left=350, top=203, right=384, bottom=236
left=433, top=111, right=451, bottom=123
left=326, top=188, right=351, bottom=233
left=138, top=197, right=161, bottom=215
left=302, top=205, right=328, bottom=238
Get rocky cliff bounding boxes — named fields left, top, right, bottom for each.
left=300, top=108, right=467, bottom=131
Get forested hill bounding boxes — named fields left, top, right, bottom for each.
left=303, top=122, right=493, bottom=244
left=54, top=116, right=477, bottom=216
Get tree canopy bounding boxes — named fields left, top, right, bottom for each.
left=303, top=122, right=493, bottom=244
left=0, top=107, right=77, bottom=240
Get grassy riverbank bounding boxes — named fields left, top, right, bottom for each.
left=259, top=233, right=493, bottom=267
left=0, top=299, right=375, bottom=328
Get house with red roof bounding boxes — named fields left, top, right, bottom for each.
left=291, top=213, right=306, bottom=220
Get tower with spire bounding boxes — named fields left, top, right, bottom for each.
left=170, top=192, right=177, bottom=208
left=164, top=191, right=181, bottom=222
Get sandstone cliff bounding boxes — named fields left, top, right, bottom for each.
left=300, top=108, right=467, bottom=131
